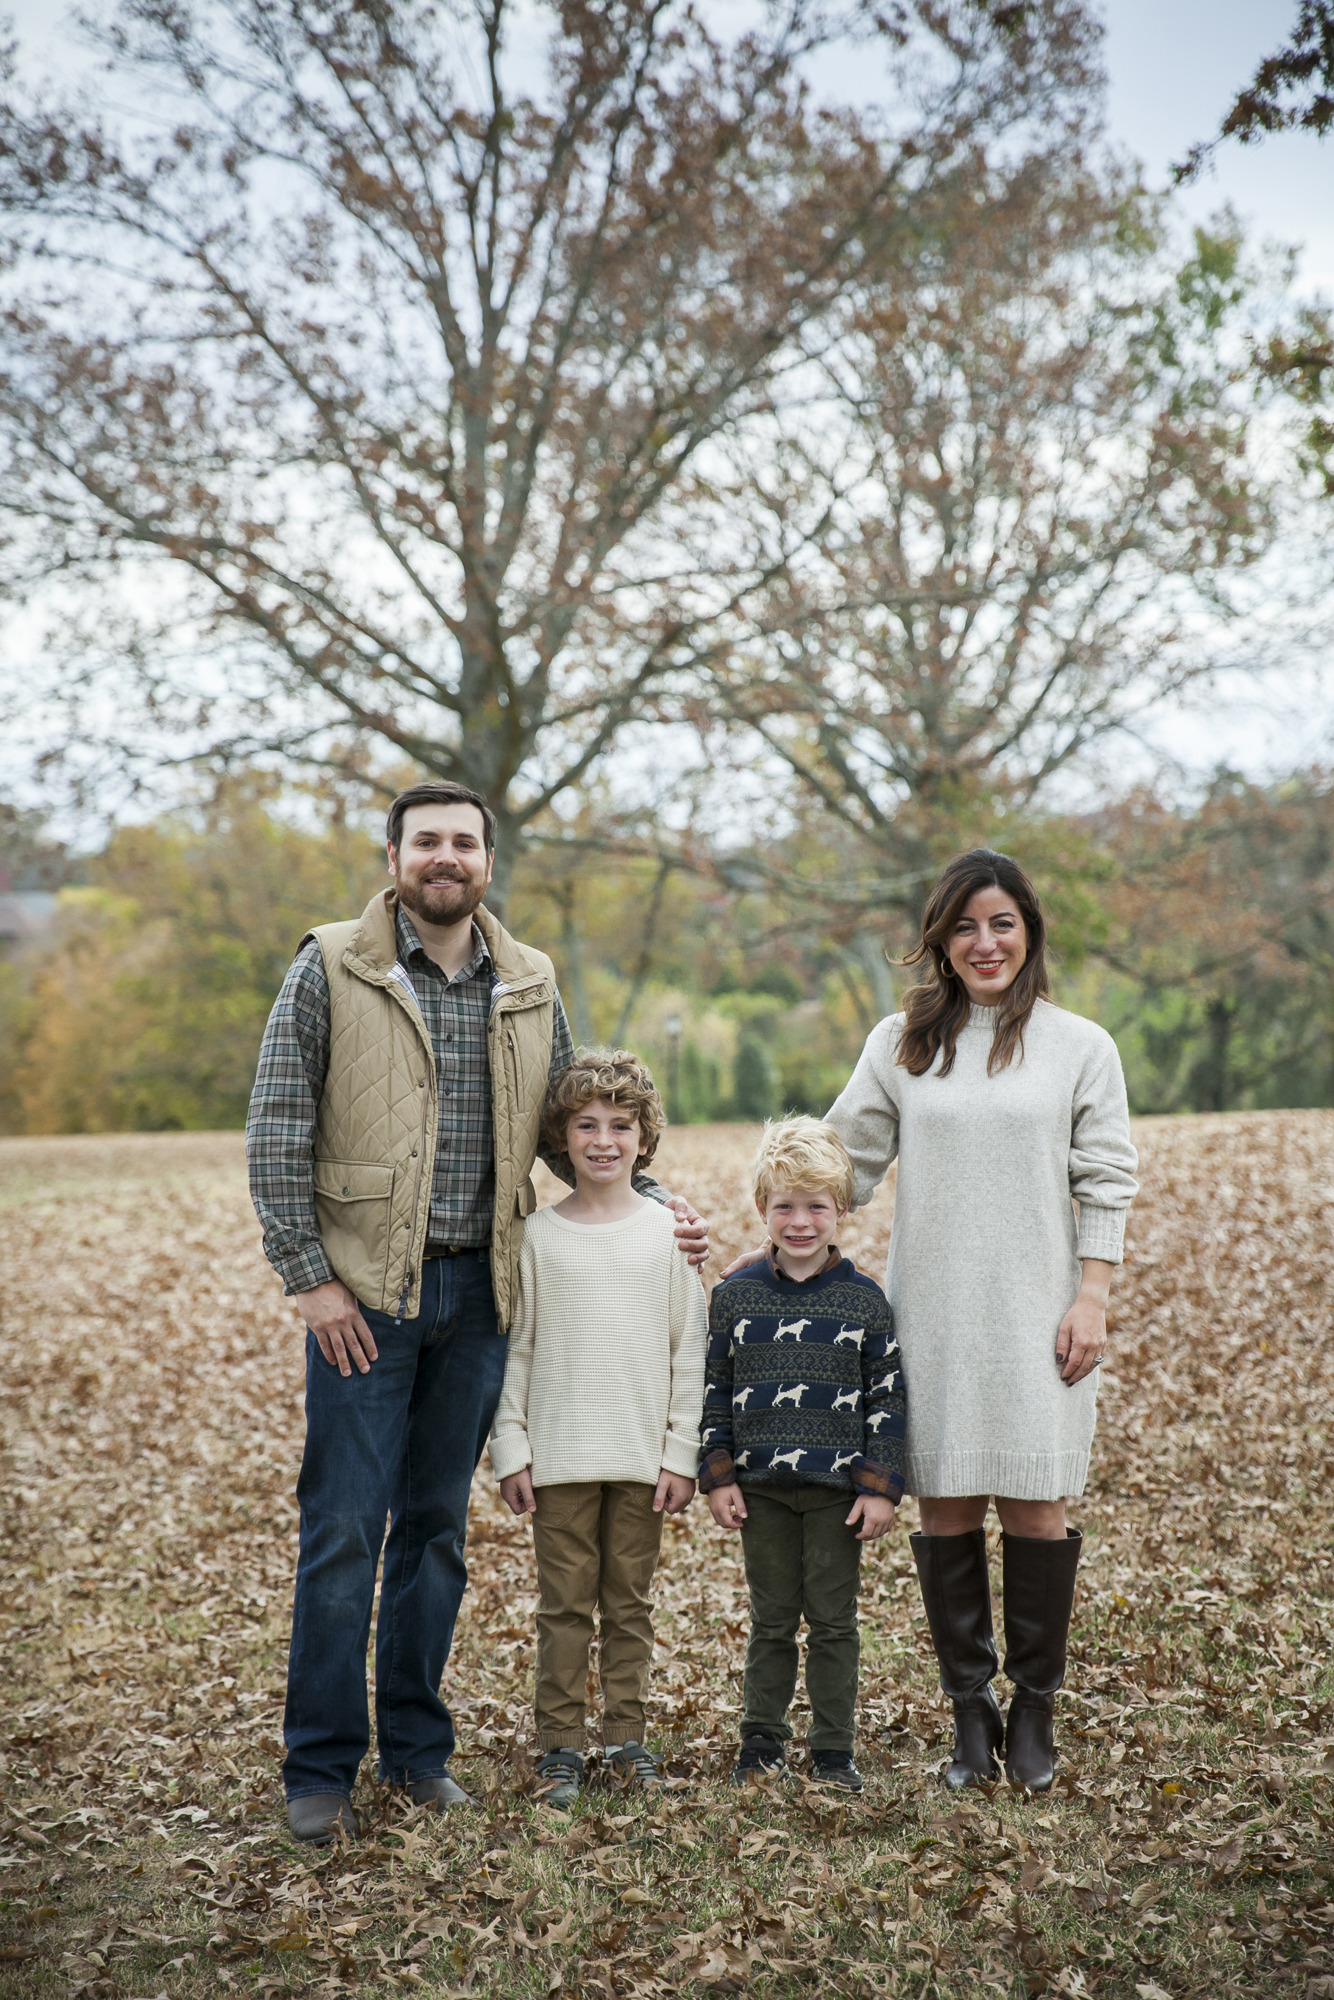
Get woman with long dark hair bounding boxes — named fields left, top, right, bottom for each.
left=826, top=849, right=1138, bottom=1792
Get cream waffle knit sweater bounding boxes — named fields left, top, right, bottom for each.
left=489, top=1199, right=708, bottom=1488
left=827, top=999, right=1138, bottom=1502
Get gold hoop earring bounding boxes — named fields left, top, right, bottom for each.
left=941, top=960, right=954, bottom=978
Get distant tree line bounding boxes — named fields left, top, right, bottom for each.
left=4, top=768, right=1334, bottom=1134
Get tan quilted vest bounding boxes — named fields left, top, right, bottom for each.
left=306, top=889, right=556, bottom=1330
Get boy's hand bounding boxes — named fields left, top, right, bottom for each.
left=846, top=1493, right=896, bottom=1542
left=499, top=1469, right=537, bottom=1516
left=707, top=1483, right=748, bottom=1531
left=653, top=1470, right=695, bottom=1515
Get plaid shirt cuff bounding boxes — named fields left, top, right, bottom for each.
left=276, top=1242, right=340, bottom=1297
left=698, top=1447, right=737, bottom=1493
left=853, top=1457, right=904, bottom=1502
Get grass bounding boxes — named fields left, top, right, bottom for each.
left=1, top=1116, right=1332, bottom=1999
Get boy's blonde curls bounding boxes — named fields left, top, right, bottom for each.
left=541, top=1047, right=666, bottom=1167
left=751, top=1115, right=855, bottom=1213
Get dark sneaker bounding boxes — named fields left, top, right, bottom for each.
left=603, top=1741, right=663, bottom=1790
left=534, top=1748, right=585, bottom=1807
left=810, top=1751, right=864, bottom=1792
left=731, top=1733, right=787, bottom=1785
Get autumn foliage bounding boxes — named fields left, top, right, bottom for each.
left=1, top=1117, right=1332, bottom=1997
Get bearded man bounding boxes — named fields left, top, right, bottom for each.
left=247, top=781, right=709, bottom=1842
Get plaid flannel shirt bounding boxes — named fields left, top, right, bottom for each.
left=248, top=908, right=580, bottom=1295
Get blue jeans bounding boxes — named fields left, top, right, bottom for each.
left=283, top=1252, right=508, bottom=1800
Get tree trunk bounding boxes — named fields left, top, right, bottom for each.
left=851, top=932, right=898, bottom=1021
left=1202, top=994, right=1234, bottom=1112
left=557, top=882, right=596, bottom=1047
left=613, top=861, right=672, bottom=1045
left=484, top=823, right=519, bottom=928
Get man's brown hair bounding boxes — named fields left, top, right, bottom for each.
left=387, top=781, right=497, bottom=854
left=541, top=1048, right=666, bottom=1167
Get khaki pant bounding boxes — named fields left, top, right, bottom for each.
left=531, top=1481, right=664, bottom=1751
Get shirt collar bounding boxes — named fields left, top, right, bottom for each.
left=764, top=1242, right=843, bottom=1283
left=396, top=906, right=491, bottom=983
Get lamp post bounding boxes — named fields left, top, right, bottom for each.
left=665, top=1011, right=682, bottom=1125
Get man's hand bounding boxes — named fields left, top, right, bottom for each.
left=1056, top=1258, right=1113, bottom=1384
left=665, top=1195, right=710, bottom=1268
left=720, top=1244, right=766, bottom=1279
left=500, top=1469, right=537, bottom=1516
left=846, top=1493, right=896, bottom=1542
left=296, top=1279, right=379, bottom=1378
left=707, top=1483, right=748, bottom=1531
left=653, top=1470, right=695, bottom=1515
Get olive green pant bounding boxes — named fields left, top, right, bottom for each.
left=531, top=1481, right=664, bottom=1752
left=739, top=1484, right=862, bottom=1754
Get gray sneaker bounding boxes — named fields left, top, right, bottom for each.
left=603, top=1741, right=663, bottom=1790
left=534, top=1748, right=585, bottom=1807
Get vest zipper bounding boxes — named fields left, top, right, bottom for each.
left=395, top=1083, right=431, bottom=1322
left=393, top=1004, right=435, bottom=1323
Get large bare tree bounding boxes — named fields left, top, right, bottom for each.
left=0, top=0, right=1098, bottom=907
left=704, top=159, right=1278, bottom=928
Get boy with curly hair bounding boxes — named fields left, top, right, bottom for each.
left=700, top=1117, right=906, bottom=1791
left=490, top=1050, right=707, bottom=1807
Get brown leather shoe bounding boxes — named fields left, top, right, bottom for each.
left=406, top=1771, right=474, bottom=1809
left=287, top=1793, right=359, bottom=1843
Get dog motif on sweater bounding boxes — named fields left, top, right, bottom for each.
left=699, top=1246, right=905, bottom=1500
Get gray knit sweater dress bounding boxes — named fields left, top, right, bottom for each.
left=826, top=999, right=1138, bottom=1502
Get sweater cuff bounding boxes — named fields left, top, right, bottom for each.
left=698, top=1447, right=736, bottom=1493
left=1075, top=1204, right=1126, bottom=1264
left=661, top=1434, right=701, bottom=1480
left=488, top=1433, right=533, bottom=1481
left=854, top=1457, right=904, bottom=1503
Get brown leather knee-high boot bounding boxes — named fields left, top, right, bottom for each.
left=911, top=1530, right=1003, bottom=1790
left=1001, top=1528, right=1082, bottom=1791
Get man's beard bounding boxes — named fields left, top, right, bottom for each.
left=397, top=869, right=488, bottom=927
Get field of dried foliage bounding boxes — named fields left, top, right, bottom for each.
left=2, top=1114, right=1333, bottom=2000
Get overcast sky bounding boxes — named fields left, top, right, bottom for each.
left=1102, top=0, right=1334, bottom=297
left=7, top=0, right=1330, bottom=288
left=3, top=0, right=1332, bottom=796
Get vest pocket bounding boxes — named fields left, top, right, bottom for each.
left=313, top=1160, right=397, bottom=1306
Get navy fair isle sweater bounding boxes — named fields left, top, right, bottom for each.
left=699, top=1247, right=906, bottom=1501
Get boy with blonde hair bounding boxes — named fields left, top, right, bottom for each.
left=700, top=1117, right=905, bottom=1790
left=491, top=1050, right=707, bottom=1807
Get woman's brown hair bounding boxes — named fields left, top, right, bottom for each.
left=897, top=849, right=1050, bottom=1078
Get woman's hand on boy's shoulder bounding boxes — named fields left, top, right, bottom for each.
left=499, top=1469, right=537, bottom=1517
left=654, top=1470, right=696, bottom=1515
left=846, top=1493, right=896, bottom=1542
left=719, top=1244, right=766, bottom=1280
